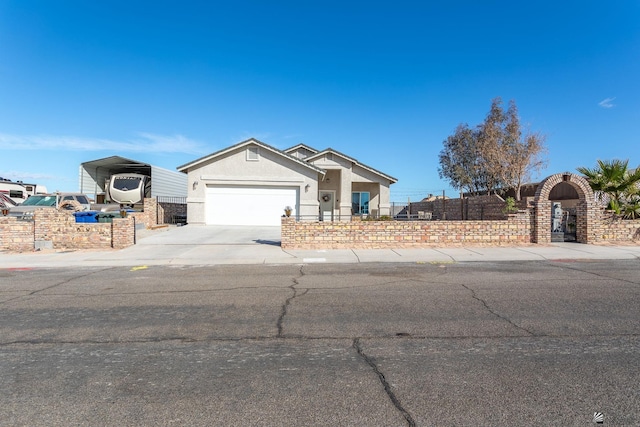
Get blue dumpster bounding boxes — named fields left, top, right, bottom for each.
left=74, top=211, right=98, bottom=223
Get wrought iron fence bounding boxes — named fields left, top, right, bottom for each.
left=156, top=196, right=187, bottom=225
left=289, top=204, right=435, bottom=222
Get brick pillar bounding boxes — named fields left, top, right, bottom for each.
left=143, top=198, right=158, bottom=227
left=582, top=199, right=598, bottom=243
left=281, top=216, right=295, bottom=249
left=533, top=200, right=552, bottom=243
left=112, top=217, right=135, bottom=249
left=576, top=199, right=587, bottom=243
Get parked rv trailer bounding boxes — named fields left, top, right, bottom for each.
left=107, top=173, right=150, bottom=206
left=0, top=192, right=18, bottom=209
left=0, top=178, right=48, bottom=204
left=22, top=182, right=48, bottom=197
left=0, top=179, right=26, bottom=204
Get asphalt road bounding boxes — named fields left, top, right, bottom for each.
left=1, top=260, right=639, bottom=426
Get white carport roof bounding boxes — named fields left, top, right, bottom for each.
left=79, top=156, right=187, bottom=197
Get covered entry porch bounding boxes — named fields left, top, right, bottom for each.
left=316, top=168, right=391, bottom=221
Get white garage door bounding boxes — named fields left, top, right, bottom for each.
left=205, top=186, right=298, bottom=226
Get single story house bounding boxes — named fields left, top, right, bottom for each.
left=176, top=138, right=397, bottom=226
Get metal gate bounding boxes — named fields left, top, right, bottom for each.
left=156, top=196, right=187, bottom=224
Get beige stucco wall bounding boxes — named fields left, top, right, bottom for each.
left=184, top=144, right=321, bottom=224
left=309, top=155, right=393, bottom=217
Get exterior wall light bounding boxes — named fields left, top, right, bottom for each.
left=192, top=180, right=199, bottom=190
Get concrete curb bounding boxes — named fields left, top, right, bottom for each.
left=1, top=242, right=639, bottom=269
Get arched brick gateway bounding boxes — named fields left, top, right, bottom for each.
left=532, top=172, right=596, bottom=243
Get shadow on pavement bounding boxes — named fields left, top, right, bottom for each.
left=253, top=239, right=281, bottom=246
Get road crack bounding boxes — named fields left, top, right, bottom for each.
left=353, top=338, right=416, bottom=426
left=460, top=283, right=535, bottom=336
left=29, top=268, right=115, bottom=296
left=0, top=268, right=115, bottom=306
left=277, top=266, right=307, bottom=338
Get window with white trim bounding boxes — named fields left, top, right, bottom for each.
left=247, top=146, right=259, bottom=161
left=351, top=191, right=370, bottom=215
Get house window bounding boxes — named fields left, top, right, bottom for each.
left=247, top=147, right=259, bottom=161
left=351, top=191, right=369, bottom=215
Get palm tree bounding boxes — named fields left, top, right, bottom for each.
left=621, top=180, right=640, bottom=219
left=576, top=159, right=640, bottom=214
left=622, top=194, right=640, bottom=219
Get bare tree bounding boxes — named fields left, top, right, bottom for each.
left=477, top=98, right=507, bottom=195
left=438, top=124, right=485, bottom=195
left=499, top=100, right=547, bottom=200
left=439, top=97, right=547, bottom=200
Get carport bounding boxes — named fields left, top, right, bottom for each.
left=79, top=156, right=187, bottom=201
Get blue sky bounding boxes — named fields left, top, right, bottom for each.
left=1, top=1, right=638, bottom=201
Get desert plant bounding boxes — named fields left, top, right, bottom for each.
left=362, top=215, right=393, bottom=221
left=502, top=196, right=518, bottom=214
left=622, top=195, right=640, bottom=219
left=577, top=159, right=640, bottom=214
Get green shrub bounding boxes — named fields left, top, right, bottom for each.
left=503, top=197, right=518, bottom=214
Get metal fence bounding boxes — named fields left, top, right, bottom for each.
left=156, top=196, right=187, bottom=225
left=290, top=202, right=434, bottom=222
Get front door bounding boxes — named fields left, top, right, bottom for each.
left=319, top=191, right=335, bottom=221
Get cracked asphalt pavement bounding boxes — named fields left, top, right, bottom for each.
left=1, top=260, right=639, bottom=426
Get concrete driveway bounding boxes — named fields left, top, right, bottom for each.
left=137, top=224, right=282, bottom=246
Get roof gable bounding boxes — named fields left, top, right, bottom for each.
left=176, top=138, right=325, bottom=175
left=283, top=143, right=319, bottom=154
left=81, top=155, right=149, bottom=169
left=305, top=148, right=397, bottom=183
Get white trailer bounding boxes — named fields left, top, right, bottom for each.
left=107, top=173, right=151, bottom=206
left=0, top=178, right=47, bottom=204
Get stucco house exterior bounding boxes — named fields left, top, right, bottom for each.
left=176, top=138, right=397, bottom=226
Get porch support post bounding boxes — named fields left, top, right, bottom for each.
left=338, top=169, right=352, bottom=220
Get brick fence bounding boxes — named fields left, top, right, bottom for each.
left=281, top=211, right=532, bottom=249
left=592, top=212, right=640, bottom=243
left=0, top=218, right=34, bottom=252
left=282, top=208, right=640, bottom=250
left=3, top=201, right=638, bottom=253
left=126, top=198, right=157, bottom=229
left=1, top=208, right=136, bottom=252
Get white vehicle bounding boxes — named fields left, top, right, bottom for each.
left=107, top=173, right=150, bottom=206
left=0, top=178, right=48, bottom=204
